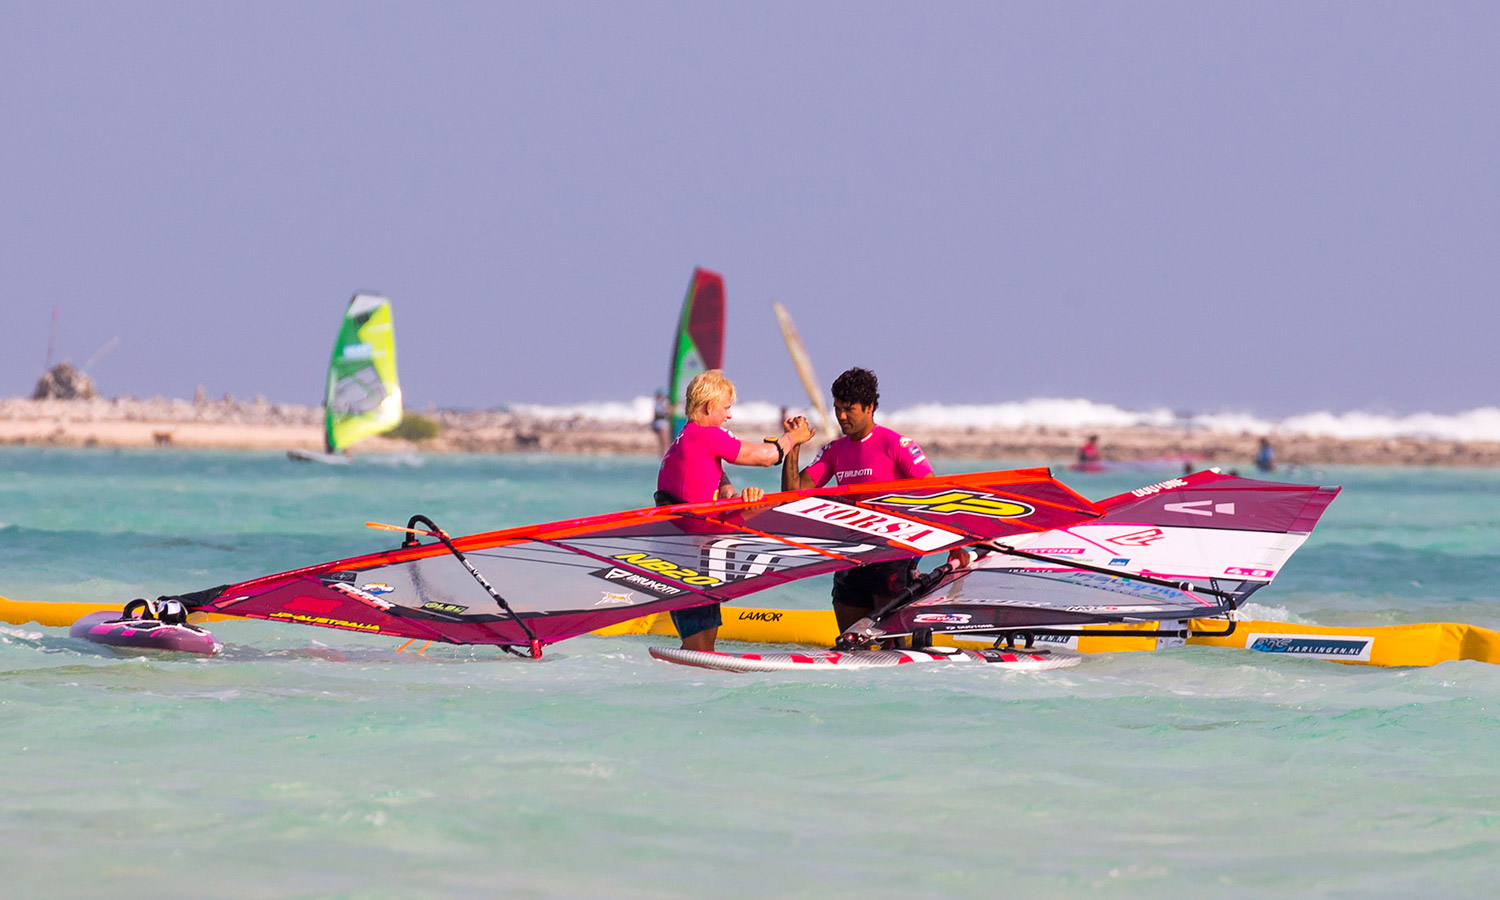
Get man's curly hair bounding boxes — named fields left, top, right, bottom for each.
left=831, top=367, right=879, bottom=411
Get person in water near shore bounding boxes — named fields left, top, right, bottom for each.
left=656, top=370, right=812, bottom=651
left=781, top=367, right=964, bottom=634
left=1078, top=435, right=1100, bottom=464
left=651, top=389, right=671, bottom=456
left=1255, top=437, right=1276, bottom=472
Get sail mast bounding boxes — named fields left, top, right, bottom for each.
left=771, top=301, right=837, bottom=440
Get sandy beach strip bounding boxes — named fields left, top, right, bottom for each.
left=3, top=397, right=1499, bottom=467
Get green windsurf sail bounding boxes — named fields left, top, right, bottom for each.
left=667, top=268, right=725, bottom=436
left=323, top=293, right=402, bottom=454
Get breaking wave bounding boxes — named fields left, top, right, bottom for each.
left=505, top=397, right=1500, bottom=442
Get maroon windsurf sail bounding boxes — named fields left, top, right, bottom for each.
left=861, top=471, right=1341, bottom=641
left=1092, top=469, right=1340, bottom=535
left=175, top=469, right=1102, bottom=652
left=667, top=267, right=726, bottom=435
left=682, top=268, right=724, bottom=371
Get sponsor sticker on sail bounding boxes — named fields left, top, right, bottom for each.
left=913, top=613, right=972, bottom=624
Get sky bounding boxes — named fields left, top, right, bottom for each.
left=1, top=2, right=1496, bottom=417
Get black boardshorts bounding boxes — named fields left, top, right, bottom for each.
left=652, top=488, right=720, bottom=637
left=669, top=602, right=722, bottom=639
left=831, top=558, right=919, bottom=611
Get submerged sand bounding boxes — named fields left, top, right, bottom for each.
left=3, top=396, right=1499, bottom=467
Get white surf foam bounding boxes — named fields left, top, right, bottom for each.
left=506, top=396, right=1500, bottom=442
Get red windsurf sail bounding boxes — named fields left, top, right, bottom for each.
left=667, top=267, right=726, bottom=435
left=864, top=471, right=1341, bottom=640
left=989, top=469, right=1342, bottom=593
left=176, top=469, right=1102, bottom=651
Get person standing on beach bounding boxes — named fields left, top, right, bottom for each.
left=780, top=367, right=947, bottom=634
left=651, top=389, right=671, bottom=457
left=656, top=370, right=811, bottom=651
left=1255, top=437, right=1276, bottom=472
left=1078, top=435, right=1100, bottom=464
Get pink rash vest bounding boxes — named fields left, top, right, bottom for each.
left=657, top=422, right=741, bottom=502
left=802, top=424, right=933, bottom=487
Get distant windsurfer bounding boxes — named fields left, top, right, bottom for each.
left=656, top=370, right=811, bottom=652
left=651, top=389, right=671, bottom=456
left=1255, top=437, right=1276, bottom=472
left=1078, top=435, right=1100, bottom=465
left=781, top=367, right=961, bottom=635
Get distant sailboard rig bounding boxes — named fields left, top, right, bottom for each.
left=64, top=469, right=1104, bottom=658
left=288, top=293, right=403, bottom=464
left=30, top=305, right=116, bottom=401
left=666, top=268, right=725, bottom=436
left=771, top=301, right=837, bottom=441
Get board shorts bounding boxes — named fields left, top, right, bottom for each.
left=652, top=487, right=720, bottom=637
left=670, top=602, right=723, bottom=639
left=831, top=559, right=919, bottom=611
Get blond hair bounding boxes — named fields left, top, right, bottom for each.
left=684, top=370, right=736, bottom=419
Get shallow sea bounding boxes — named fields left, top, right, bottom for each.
left=3, top=448, right=1500, bottom=899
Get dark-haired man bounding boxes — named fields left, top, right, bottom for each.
left=781, top=367, right=939, bottom=633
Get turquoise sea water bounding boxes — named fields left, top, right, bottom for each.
left=3, top=448, right=1500, bottom=899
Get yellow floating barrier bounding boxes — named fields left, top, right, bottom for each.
left=8, top=594, right=1498, bottom=667
left=0, top=596, right=116, bottom=628
left=1188, top=617, right=1500, bottom=667
left=0, top=596, right=221, bottom=628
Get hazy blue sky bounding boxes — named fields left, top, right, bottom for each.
left=2, top=2, right=1495, bottom=416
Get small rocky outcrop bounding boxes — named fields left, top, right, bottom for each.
left=31, top=362, right=96, bottom=400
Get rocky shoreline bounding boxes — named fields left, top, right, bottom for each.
left=3, top=397, right=1499, bottom=467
